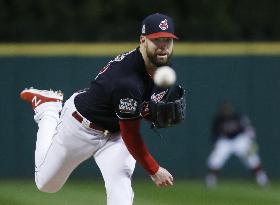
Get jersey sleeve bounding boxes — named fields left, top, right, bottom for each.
left=119, top=119, right=159, bottom=175
left=112, top=83, right=143, bottom=120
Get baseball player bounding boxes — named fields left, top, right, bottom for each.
left=20, top=13, right=185, bottom=205
left=205, top=101, right=269, bottom=187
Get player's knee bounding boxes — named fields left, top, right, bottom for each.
left=208, top=159, right=223, bottom=170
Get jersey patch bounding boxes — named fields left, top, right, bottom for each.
left=119, top=98, right=138, bottom=114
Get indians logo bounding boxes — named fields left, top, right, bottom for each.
left=159, top=19, right=168, bottom=30
left=119, top=98, right=138, bottom=114
left=151, top=90, right=167, bottom=102
left=140, top=91, right=167, bottom=117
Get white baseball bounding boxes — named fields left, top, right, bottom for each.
left=153, top=66, right=176, bottom=87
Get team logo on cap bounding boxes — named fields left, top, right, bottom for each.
left=159, top=19, right=168, bottom=30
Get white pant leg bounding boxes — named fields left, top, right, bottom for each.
left=34, top=94, right=105, bottom=193
left=34, top=102, right=62, bottom=169
left=94, top=135, right=136, bottom=205
left=207, top=138, right=233, bottom=170
left=233, top=134, right=261, bottom=169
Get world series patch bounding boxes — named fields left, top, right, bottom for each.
left=119, top=98, right=138, bottom=114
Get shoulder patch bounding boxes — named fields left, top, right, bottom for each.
left=119, top=98, right=138, bottom=114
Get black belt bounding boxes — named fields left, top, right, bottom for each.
left=72, top=111, right=109, bottom=135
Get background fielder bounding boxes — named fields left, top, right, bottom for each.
left=205, top=101, right=269, bottom=187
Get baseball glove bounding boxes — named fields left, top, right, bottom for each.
left=149, top=85, right=186, bottom=128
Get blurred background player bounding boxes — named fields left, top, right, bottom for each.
left=205, top=101, right=269, bottom=188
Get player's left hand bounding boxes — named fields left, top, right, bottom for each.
left=150, top=166, right=174, bottom=187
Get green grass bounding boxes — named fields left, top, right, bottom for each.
left=0, top=179, right=280, bottom=205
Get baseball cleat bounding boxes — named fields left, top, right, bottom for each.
left=20, top=87, right=64, bottom=109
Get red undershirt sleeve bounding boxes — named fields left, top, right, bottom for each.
left=119, top=119, right=159, bottom=175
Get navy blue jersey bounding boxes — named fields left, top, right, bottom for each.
left=211, top=113, right=252, bottom=141
left=74, top=47, right=168, bottom=133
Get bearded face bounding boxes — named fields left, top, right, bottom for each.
left=145, top=38, right=174, bottom=67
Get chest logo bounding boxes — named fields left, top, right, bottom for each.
left=119, top=98, right=138, bottom=114
left=151, top=90, right=167, bottom=102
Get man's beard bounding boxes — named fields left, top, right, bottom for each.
left=146, top=49, right=173, bottom=67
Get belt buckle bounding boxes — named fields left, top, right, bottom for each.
left=82, top=118, right=91, bottom=128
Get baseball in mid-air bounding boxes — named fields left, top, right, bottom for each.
left=153, top=66, right=176, bottom=87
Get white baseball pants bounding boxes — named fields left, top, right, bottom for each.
left=33, top=93, right=136, bottom=205
left=207, top=134, right=261, bottom=170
